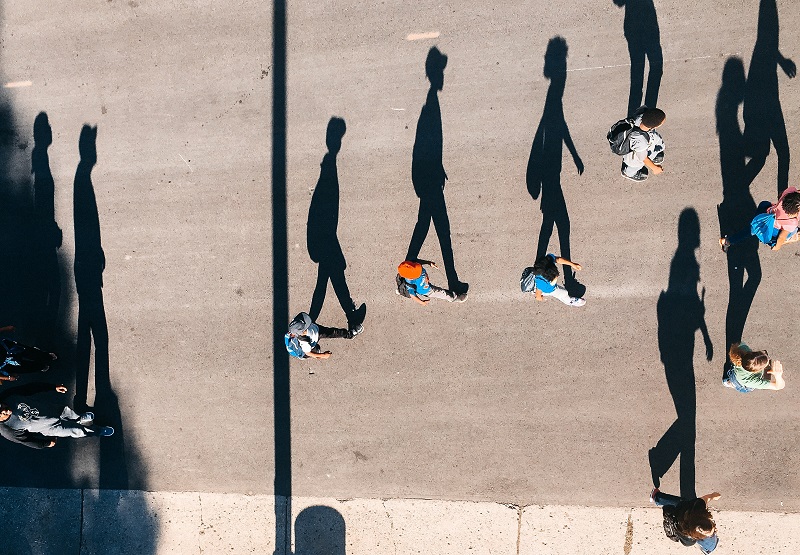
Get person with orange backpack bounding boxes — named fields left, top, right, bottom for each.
left=396, top=260, right=466, bottom=305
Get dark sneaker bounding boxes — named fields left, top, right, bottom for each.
left=621, top=166, right=648, bottom=181
left=454, top=293, right=468, bottom=303
left=450, top=281, right=469, bottom=295
left=348, top=303, right=367, bottom=329
left=40, top=365, right=49, bottom=373
left=79, top=412, right=95, bottom=426
left=652, top=152, right=664, bottom=164
left=98, top=426, right=114, bottom=437
left=347, top=324, right=364, bottom=339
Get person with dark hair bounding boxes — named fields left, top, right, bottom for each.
left=621, top=106, right=666, bottom=181
left=719, top=186, right=800, bottom=251
left=527, top=254, right=585, bottom=306
left=396, top=260, right=466, bottom=305
left=284, top=312, right=362, bottom=361
left=0, top=382, right=113, bottom=448
left=0, top=326, right=57, bottom=382
left=651, top=488, right=720, bottom=554
left=723, top=342, right=785, bottom=392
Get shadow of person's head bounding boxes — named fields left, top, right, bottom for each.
left=295, top=505, right=346, bottom=555
left=720, top=57, right=746, bottom=101
left=33, top=112, right=52, bottom=148
left=326, top=117, right=346, bottom=155
left=425, top=46, right=447, bottom=91
left=79, top=125, right=97, bottom=167
left=543, top=36, right=568, bottom=80
left=677, top=208, right=701, bottom=251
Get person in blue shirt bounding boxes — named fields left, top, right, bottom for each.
left=530, top=254, right=586, bottom=306
left=396, top=260, right=466, bottom=305
left=284, top=312, right=362, bottom=360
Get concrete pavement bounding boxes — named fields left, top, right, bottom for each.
left=0, top=0, right=798, bottom=553
left=3, top=488, right=799, bottom=554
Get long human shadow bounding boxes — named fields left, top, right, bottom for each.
left=30, top=112, right=62, bottom=348
left=650, top=209, right=713, bottom=500
left=307, top=117, right=362, bottom=328
left=527, top=36, right=585, bottom=298
left=405, top=46, right=467, bottom=294
left=295, top=506, right=346, bottom=555
left=742, top=0, right=795, bottom=195
left=613, top=0, right=663, bottom=116
left=716, top=58, right=762, bottom=379
left=72, top=124, right=132, bottom=490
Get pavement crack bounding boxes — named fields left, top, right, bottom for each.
left=623, top=510, right=634, bottom=555
left=382, top=499, right=397, bottom=555
left=515, top=504, right=522, bottom=555
left=198, top=493, right=204, bottom=554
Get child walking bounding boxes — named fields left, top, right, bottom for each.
left=723, top=342, right=785, bottom=392
left=650, top=488, right=720, bottom=554
left=720, top=187, right=800, bottom=252
left=396, top=260, right=467, bottom=305
left=525, top=254, right=586, bottom=306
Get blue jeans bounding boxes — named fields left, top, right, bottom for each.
left=723, top=367, right=754, bottom=393
left=654, top=491, right=719, bottom=554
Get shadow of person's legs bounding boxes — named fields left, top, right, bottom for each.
left=643, top=42, right=663, bottom=109
left=627, top=42, right=646, bottom=115
left=308, top=265, right=329, bottom=322
left=406, top=196, right=433, bottom=262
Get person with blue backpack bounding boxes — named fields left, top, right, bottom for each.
left=520, top=254, right=586, bottom=307
left=719, top=186, right=800, bottom=251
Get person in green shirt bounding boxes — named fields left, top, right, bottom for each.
left=723, top=342, right=785, bottom=392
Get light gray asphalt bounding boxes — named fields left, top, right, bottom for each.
left=0, top=0, right=797, bottom=514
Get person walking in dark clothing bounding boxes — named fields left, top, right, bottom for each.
left=0, top=382, right=113, bottom=449
left=307, top=117, right=366, bottom=333
left=0, top=326, right=57, bottom=381
left=405, top=47, right=468, bottom=296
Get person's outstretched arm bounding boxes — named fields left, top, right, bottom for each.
left=772, top=229, right=792, bottom=250
left=555, top=257, right=582, bottom=271
left=699, top=492, right=721, bottom=505
left=765, top=360, right=786, bottom=390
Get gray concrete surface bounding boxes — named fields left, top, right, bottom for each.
left=3, top=489, right=800, bottom=554
left=0, top=0, right=798, bottom=551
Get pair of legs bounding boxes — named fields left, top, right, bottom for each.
left=424, top=283, right=466, bottom=302
left=542, top=285, right=585, bottom=307
left=651, top=490, right=719, bottom=554
left=26, top=406, right=112, bottom=438
left=317, top=324, right=360, bottom=340
left=406, top=187, right=467, bottom=293
left=622, top=147, right=665, bottom=180
left=309, top=251, right=365, bottom=331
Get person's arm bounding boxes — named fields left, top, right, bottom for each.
left=412, top=294, right=429, bottom=306
left=764, top=360, right=786, bottom=390
left=778, top=52, right=796, bottom=78
left=416, top=259, right=437, bottom=268
left=643, top=156, right=663, bottom=174
left=0, top=382, right=58, bottom=403
left=555, top=257, right=582, bottom=271
left=0, top=326, right=14, bottom=333
left=534, top=290, right=544, bottom=302
left=306, top=350, right=331, bottom=360
left=772, top=228, right=792, bottom=250
left=699, top=492, right=721, bottom=505
left=563, top=124, right=584, bottom=175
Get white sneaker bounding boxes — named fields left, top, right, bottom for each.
left=569, top=297, right=586, bottom=307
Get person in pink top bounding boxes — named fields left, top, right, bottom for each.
left=719, top=187, right=800, bottom=251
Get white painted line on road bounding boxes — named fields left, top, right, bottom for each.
left=391, top=108, right=405, bottom=111
left=567, top=53, right=738, bottom=73
left=406, top=31, right=440, bottom=41
left=4, top=80, right=32, bottom=88
left=178, top=154, right=193, bottom=172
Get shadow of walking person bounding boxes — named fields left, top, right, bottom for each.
left=405, top=46, right=468, bottom=295
left=742, top=0, right=795, bottom=195
left=650, top=209, right=713, bottom=500
left=614, top=0, right=663, bottom=116
left=527, top=37, right=585, bottom=298
left=716, top=58, right=762, bottom=380
left=30, top=112, right=62, bottom=348
left=72, top=125, right=128, bottom=488
left=295, top=505, right=346, bottom=555
left=307, top=117, right=366, bottom=331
